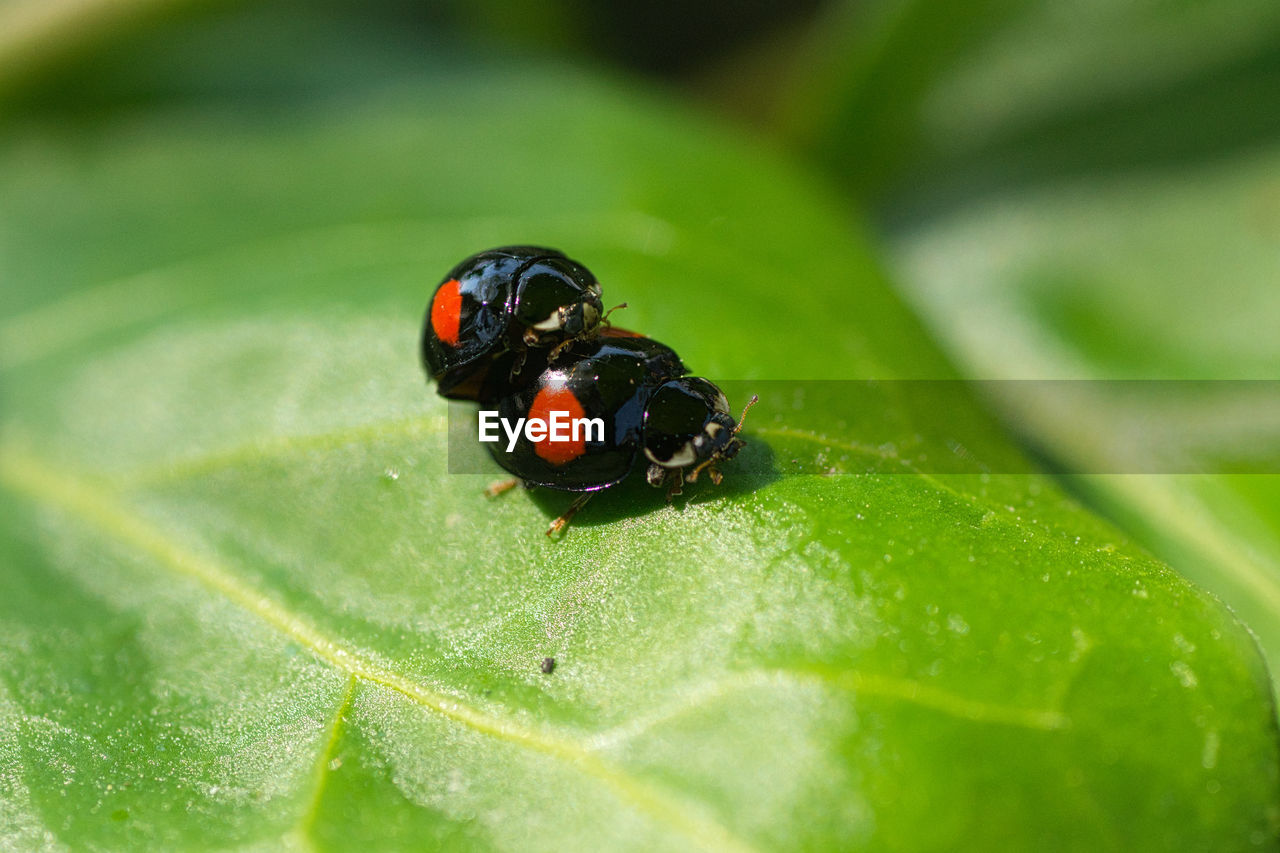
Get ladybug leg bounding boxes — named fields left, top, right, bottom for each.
left=546, top=493, right=593, bottom=538
left=687, top=457, right=722, bottom=484
left=547, top=338, right=575, bottom=363
left=508, top=345, right=528, bottom=381
left=664, top=469, right=685, bottom=502
left=484, top=478, right=520, bottom=498
left=645, top=464, right=684, bottom=502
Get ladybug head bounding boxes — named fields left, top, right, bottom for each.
left=642, top=378, right=757, bottom=488
left=513, top=256, right=605, bottom=346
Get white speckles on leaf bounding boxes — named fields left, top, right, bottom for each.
left=1171, top=661, right=1200, bottom=690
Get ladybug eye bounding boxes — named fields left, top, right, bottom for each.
left=562, top=302, right=600, bottom=336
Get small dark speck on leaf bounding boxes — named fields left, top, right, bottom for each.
left=540, top=657, right=556, bottom=674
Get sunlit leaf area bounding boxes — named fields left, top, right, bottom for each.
left=2, top=1, right=1278, bottom=849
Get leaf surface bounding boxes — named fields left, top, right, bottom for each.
left=1, top=66, right=1277, bottom=852
left=893, top=145, right=1280, bottom=712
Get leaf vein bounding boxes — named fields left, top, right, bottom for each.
left=118, top=415, right=446, bottom=488
left=289, top=674, right=358, bottom=850
left=589, top=668, right=1068, bottom=751
left=0, top=447, right=757, bottom=853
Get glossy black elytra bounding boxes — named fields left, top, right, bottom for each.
left=485, top=334, right=756, bottom=535
left=420, top=247, right=755, bottom=536
left=421, top=246, right=605, bottom=399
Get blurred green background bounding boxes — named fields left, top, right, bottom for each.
left=2, top=0, right=1280, bottom=849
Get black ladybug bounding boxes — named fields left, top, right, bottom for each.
left=421, top=246, right=607, bottom=399
left=482, top=334, right=756, bottom=535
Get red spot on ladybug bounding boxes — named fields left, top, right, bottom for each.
left=431, top=278, right=463, bottom=347
left=529, top=386, right=587, bottom=465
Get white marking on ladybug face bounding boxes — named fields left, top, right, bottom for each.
left=581, top=302, right=600, bottom=327
left=705, top=422, right=723, bottom=439
left=531, top=307, right=564, bottom=332
left=644, top=441, right=698, bottom=469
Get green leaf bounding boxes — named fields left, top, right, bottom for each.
left=783, top=0, right=1280, bottom=203
left=779, top=0, right=1028, bottom=197
left=1, top=62, right=1278, bottom=853
left=893, top=144, right=1280, bottom=715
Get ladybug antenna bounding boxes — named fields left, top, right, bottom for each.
left=732, top=394, right=759, bottom=437
left=601, top=302, right=628, bottom=328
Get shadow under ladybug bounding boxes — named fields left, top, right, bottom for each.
left=520, top=434, right=778, bottom=531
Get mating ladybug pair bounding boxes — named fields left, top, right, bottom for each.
left=421, top=246, right=755, bottom=535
